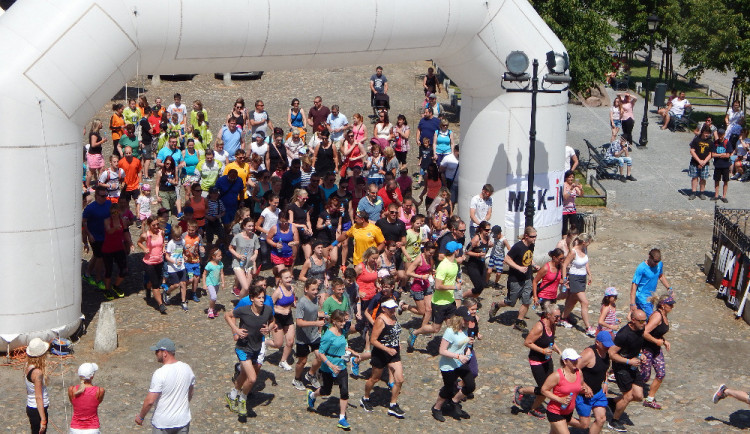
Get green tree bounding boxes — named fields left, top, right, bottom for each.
left=530, top=0, right=613, bottom=94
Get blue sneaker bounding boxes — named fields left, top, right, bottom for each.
left=192, top=292, right=200, bottom=302
left=160, top=284, right=170, bottom=305
left=307, top=390, right=316, bottom=410
left=177, top=212, right=184, bottom=219
left=387, top=382, right=394, bottom=390
left=351, top=359, right=360, bottom=377
left=407, top=329, right=417, bottom=349
left=337, top=418, right=351, bottom=430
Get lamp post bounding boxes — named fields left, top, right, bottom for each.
left=502, top=51, right=571, bottom=229
left=638, top=14, right=661, bottom=147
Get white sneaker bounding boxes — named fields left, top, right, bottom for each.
left=279, top=361, right=293, bottom=371
left=306, top=372, right=321, bottom=389
left=292, top=378, right=306, bottom=390
left=558, top=320, right=573, bottom=328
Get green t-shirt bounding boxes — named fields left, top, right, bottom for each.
left=322, top=293, right=351, bottom=316
left=433, top=258, right=458, bottom=305
left=123, top=107, right=140, bottom=125
left=119, top=135, right=140, bottom=158
left=204, top=261, right=223, bottom=286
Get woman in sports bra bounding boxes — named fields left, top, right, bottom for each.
left=532, top=248, right=566, bottom=308
left=266, top=210, right=299, bottom=273
left=561, top=233, right=595, bottom=336
left=271, top=268, right=297, bottom=371
left=138, top=216, right=167, bottom=313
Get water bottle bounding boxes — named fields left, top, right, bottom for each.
left=545, top=343, right=553, bottom=360
left=561, top=392, right=574, bottom=410
left=342, top=351, right=351, bottom=362
left=326, top=217, right=332, bottom=230
left=351, top=358, right=360, bottom=376
left=631, top=352, right=642, bottom=371
left=199, top=242, right=205, bottom=258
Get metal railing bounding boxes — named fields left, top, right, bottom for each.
left=711, top=207, right=750, bottom=257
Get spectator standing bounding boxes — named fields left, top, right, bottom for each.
left=221, top=117, right=245, bottom=162
left=693, top=115, right=719, bottom=141
left=711, top=128, right=733, bottom=203
left=440, top=145, right=460, bottom=201
left=726, top=100, right=745, bottom=147
left=562, top=171, right=582, bottom=235
left=468, top=184, right=493, bottom=239
left=370, top=66, right=388, bottom=117
left=618, top=93, right=637, bottom=145
left=135, top=338, right=195, bottom=432
left=68, top=363, right=105, bottom=434
left=24, top=338, right=50, bottom=434
left=82, top=186, right=112, bottom=290
left=326, top=105, right=349, bottom=146
left=417, top=108, right=441, bottom=147
left=610, top=96, right=623, bottom=142
left=357, top=184, right=384, bottom=223
left=308, top=96, right=331, bottom=133
left=687, top=126, right=713, bottom=200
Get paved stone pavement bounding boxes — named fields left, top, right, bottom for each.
left=2, top=62, right=750, bottom=433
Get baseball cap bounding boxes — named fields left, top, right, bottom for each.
left=150, top=338, right=176, bottom=352
left=561, top=348, right=581, bottom=360
left=428, top=93, right=437, bottom=98
left=604, top=287, right=618, bottom=297
left=381, top=299, right=398, bottom=309
left=445, top=241, right=462, bottom=253
left=455, top=305, right=474, bottom=322
left=252, top=131, right=266, bottom=140
left=596, top=331, right=614, bottom=348
left=718, top=128, right=726, bottom=135
left=77, top=362, right=99, bottom=380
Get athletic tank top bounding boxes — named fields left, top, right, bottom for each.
left=101, top=217, right=125, bottom=253
left=411, top=254, right=433, bottom=292
left=569, top=249, right=589, bottom=276
left=191, top=197, right=207, bottom=226
left=345, top=142, right=363, bottom=169
left=377, top=320, right=402, bottom=348
left=254, top=182, right=269, bottom=214
left=357, top=265, right=378, bottom=301
left=272, top=224, right=294, bottom=257
left=183, top=149, right=199, bottom=177
left=582, top=345, right=609, bottom=394
left=70, top=386, right=101, bottom=429
left=378, top=254, right=395, bottom=276
left=547, top=368, right=582, bottom=415
left=529, top=320, right=554, bottom=363
left=276, top=286, right=295, bottom=307
left=596, top=306, right=618, bottom=333
left=642, top=313, right=669, bottom=356
left=468, top=236, right=489, bottom=265
left=143, top=231, right=164, bottom=265
left=399, top=207, right=415, bottom=229
left=425, top=74, right=437, bottom=92
left=315, top=145, right=335, bottom=174
left=25, top=368, right=49, bottom=408
left=307, top=256, right=328, bottom=283
left=290, top=110, right=304, bottom=127
left=538, top=263, right=562, bottom=300
left=232, top=111, right=245, bottom=128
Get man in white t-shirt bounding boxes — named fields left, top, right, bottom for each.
left=136, top=338, right=195, bottom=432
left=469, top=184, right=493, bottom=239
left=440, top=145, right=460, bottom=202
left=167, top=93, right=188, bottom=128
left=661, top=91, right=691, bottom=130
left=564, top=145, right=578, bottom=172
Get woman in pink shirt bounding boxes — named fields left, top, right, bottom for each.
left=138, top=216, right=168, bottom=313
left=618, top=92, right=637, bottom=145
left=68, top=363, right=105, bottom=434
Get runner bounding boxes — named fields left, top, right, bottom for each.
left=360, top=299, right=406, bottom=419
left=431, top=306, right=476, bottom=422
left=138, top=217, right=167, bottom=313
left=640, top=294, right=675, bottom=409
left=630, top=248, right=673, bottom=318
left=489, top=226, right=537, bottom=332
left=607, top=309, right=648, bottom=432
left=560, top=233, right=596, bottom=336
left=225, top=286, right=277, bottom=418
left=532, top=248, right=565, bottom=308
left=573, top=332, right=614, bottom=434
left=541, top=348, right=583, bottom=434
left=513, top=303, right=562, bottom=419
left=271, top=268, right=297, bottom=372
left=229, top=218, right=260, bottom=298
left=293, top=279, right=325, bottom=391
left=202, top=248, right=226, bottom=319
left=402, top=241, right=437, bottom=331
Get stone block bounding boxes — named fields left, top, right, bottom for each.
left=94, top=302, right=118, bottom=353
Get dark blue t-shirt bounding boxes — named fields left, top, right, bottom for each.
left=82, top=200, right=112, bottom=241
left=418, top=117, right=441, bottom=146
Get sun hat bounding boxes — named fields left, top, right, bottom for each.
left=604, top=287, right=618, bottom=297
left=26, top=338, right=50, bottom=357
left=381, top=299, right=399, bottom=309
left=561, top=348, right=581, bottom=360
left=78, top=363, right=99, bottom=380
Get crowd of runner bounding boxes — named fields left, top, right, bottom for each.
left=41, top=67, right=709, bottom=433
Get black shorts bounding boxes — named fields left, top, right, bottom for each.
left=91, top=240, right=104, bottom=258
left=714, top=167, right=730, bottom=182
left=320, top=369, right=349, bottom=400
left=530, top=360, right=554, bottom=395
left=614, top=366, right=645, bottom=393
left=205, top=219, right=224, bottom=241
left=431, top=302, right=457, bottom=325
left=371, top=346, right=401, bottom=369
left=395, top=150, right=408, bottom=165
left=166, top=269, right=188, bottom=285
left=296, top=340, right=320, bottom=358
left=547, top=411, right=573, bottom=423
left=103, top=249, right=128, bottom=278
left=274, top=312, right=295, bottom=327
left=143, top=262, right=164, bottom=288
left=121, top=188, right=140, bottom=203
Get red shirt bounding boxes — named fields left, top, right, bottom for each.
left=378, top=186, right=403, bottom=208
left=148, top=114, right=161, bottom=134
left=118, top=157, right=142, bottom=192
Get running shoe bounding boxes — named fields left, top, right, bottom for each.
left=159, top=304, right=167, bottom=314
left=586, top=327, right=597, bottom=338
left=192, top=292, right=201, bottom=302
left=558, top=319, right=573, bottom=328
left=351, top=359, right=360, bottom=377
left=489, top=302, right=500, bottom=319
left=279, top=361, right=293, bottom=371
left=100, top=289, right=115, bottom=301
left=83, top=275, right=97, bottom=286
left=432, top=406, right=445, bottom=422
left=307, top=390, right=316, bottom=410
left=226, top=393, right=238, bottom=412
left=397, top=301, right=406, bottom=316
left=713, top=384, right=727, bottom=403
left=337, top=418, right=351, bottom=430
left=177, top=212, right=184, bottom=219
left=237, top=398, right=247, bottom=417
left=207, top=308, right=215, bottom=319
left=181, top=302, right=188, bottom=311
left=112, top=284, right=125, bottom=298
left=292, top=378, right=306, bottom=391
left=642, top=398, right=662, bottom=409
left=513, top=320, right=528, bottom=332
left=607, top=373, right=617, bottom=382
left=607, top=419, right=627, bottom=432
left=161, top=284, right=170, bottom=304
left=360, top=397, right=374, bottom=412
left=95, top=280, right=106, bottom=290
left=513, top=385, right=524, bottom=406
left=452, top=402, right=470, bottom=419
left=388, top=403, right=405, bottom=418
left=306, top=371, right=321, bottom=389
left=731, top=174, right=741, bottom=180
left=232, top=286, right=242, bottom=297
left=407, top=329, right=417, bottom=349
left=529, top=408, right=545, bottom=419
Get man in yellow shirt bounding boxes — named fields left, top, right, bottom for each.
left=333, top=210, right=385, bottom=266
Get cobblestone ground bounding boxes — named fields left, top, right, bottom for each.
left=2, top=64, right=749, bottom=433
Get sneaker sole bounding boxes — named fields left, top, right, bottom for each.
left=388, top=410, right=405, bottom=418
left=713, top=384, right=726, bottom=404
left=607, top=424, right=627, bottom=432
left=360, top=399, right=373, bottom=412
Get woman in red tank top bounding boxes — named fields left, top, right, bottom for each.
left=68, top=362, right=105, bottom=433
left=532, top=248, right=565, bottom=307
left=542, top=348, right=583, bottom=433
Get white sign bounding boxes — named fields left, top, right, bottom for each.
left=505, top=171, right=564, bottom=229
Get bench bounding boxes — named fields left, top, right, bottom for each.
left=669, top=106, right=692, bottom=132
left=583, top=139, right=619, bottom=179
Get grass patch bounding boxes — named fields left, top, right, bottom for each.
left=574, top=172, right=606, bottom=207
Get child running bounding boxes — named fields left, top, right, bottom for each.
left=135, top=183, right=153, bottom=229
left=293, top=279, right=325, bottom=391
left=202, top=248, right=225, bottom=319
left=597, top=287, right=620, bottom=335
left=183, top=219, right=204, bottom=303
left=164, top=226, right=189, bottom=311
left=487, top=225, right=511, bottom=288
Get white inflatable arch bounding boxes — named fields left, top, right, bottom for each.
left=0, top=0, right=567, bottom=348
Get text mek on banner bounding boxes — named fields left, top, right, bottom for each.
left=505, top=171, right=564, bottom=229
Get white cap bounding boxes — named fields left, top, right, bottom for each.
left=78, top=363, right=99, bottom=380
left=381, top=299, right=398, bottom=309
left=561, top=348, right=581, bottom=361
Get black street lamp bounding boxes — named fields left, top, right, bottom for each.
left=638, top=14, right=661, bottom=147
left=502, top=51, right=571, bottom=229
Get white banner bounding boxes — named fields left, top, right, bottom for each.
left=505, top=171, right=564, bottom=230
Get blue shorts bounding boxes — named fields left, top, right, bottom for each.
left=613, top=119, right=622, bottom=128
left=636, top=300, right=654, bottom=318
left=488, top=254, right=505, bottom=273
left=185, top=262, right=200, bottom=279
left=235, top=346, right=266, bottom=365
left=688, top=164, right=710, bottom=179
left=575, top=389, right=608, bottom=417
